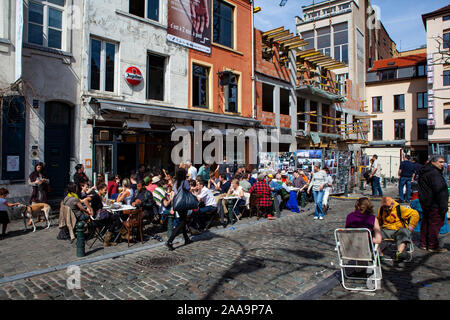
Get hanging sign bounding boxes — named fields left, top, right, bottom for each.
left=124, top=67, right=143, bottom=86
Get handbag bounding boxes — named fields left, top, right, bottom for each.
left=173, top=185, right=199, bottom=212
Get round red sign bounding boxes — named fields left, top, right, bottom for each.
left=125, top=67, right=143, bottom=86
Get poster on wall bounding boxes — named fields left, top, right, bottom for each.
left=296, top=149, right=322, bottom=172
left=6, top=155, right=20, bottom=172
left=167, top=0, right=211, bottom=54
left=278, top=152, right=296, bottom=172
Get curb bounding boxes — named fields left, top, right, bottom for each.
left=293, top=271, right=340, bottom=300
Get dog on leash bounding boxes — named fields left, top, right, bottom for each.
left=18, top=203, right=51, bottom=232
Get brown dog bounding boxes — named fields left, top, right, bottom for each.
left=19, top=203, right=51, bottom=232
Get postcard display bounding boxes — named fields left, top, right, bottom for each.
left=259, top=152, right=296, bottom=173
left=324, top=150, right=352, bottom=195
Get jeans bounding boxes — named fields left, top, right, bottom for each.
left=420, top=206, right=445, bottom=250
left=312, top=190, right=325, bottom=218
left=398, top=177, right=412, bottom=202
left=371, top=176, right=383, bottom=196
left=272, top=194, right=282, bottom=218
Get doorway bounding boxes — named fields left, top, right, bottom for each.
left=117, top=143, right=137, bottom=178
left=44, top=101, right=72, bottom=197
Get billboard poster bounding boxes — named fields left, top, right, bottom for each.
left=167, top=0, right=211, bottom=54
left=296, top=149, right=322, bottom=172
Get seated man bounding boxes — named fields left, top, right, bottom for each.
left=131, top=180, right=155, bottom=220
left=194, top=179, right=218, bottom=230
left=377, top=196, right=419, bottom=261
left=249, top=174, right=273, bottom=218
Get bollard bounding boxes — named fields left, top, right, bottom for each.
left=383, top=177, right=387, bottom=189
left=344, top=184, right=348, bottom=198
left=75, top=221, right=87, bottom=257
left=300, top=191, right=306, bottom=208
left=360, top=180, right=365, bottom=191
left=167, top=214, right=174, bottom=238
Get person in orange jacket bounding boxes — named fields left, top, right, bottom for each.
left=377, top=196, right=419, bottom=261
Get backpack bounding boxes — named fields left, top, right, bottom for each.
left=378, top=205, right=409, bottom=228
left=57, top=226, right=71, bottom=240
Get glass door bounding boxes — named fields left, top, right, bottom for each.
left=95, top=144, right=113, bottom=175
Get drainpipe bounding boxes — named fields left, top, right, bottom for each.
left=251, top=0, right=255, bottom=120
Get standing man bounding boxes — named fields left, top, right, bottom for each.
left=216, top=156, right=231, bottom=181
left=73, top=164, right=89, bottom=193
left=186, top=161, right=198, bottom=181
left=418, top=155, right=449, bottom=253
left=307, top=165, right=327, bottom=220
left=369, top=155, right=383, bottom=197
left=398, top=155, right=416, bottom=203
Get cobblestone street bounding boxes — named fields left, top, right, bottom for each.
left=0, top=188, right=449, bottom=300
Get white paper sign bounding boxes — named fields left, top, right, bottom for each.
left=6, top=156, right=19, bottom=172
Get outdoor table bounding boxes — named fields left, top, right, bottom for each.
left=223, top=196, right=241, bottom=221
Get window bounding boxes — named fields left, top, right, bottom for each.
left=129, top=0, right=159, bottom=21
left=262, top=83, right=274, bottom=112
left=333, top=22, right=348, bottom=63
left=372, top=96, right=382, bottom=112
left=394, top=94, right=405, bottom=111
left=444, top=70, right=450, bottom=86
left=380, top=69, right=396, bottom=81
left=310, top=101, right=318, bottom=132
left=417, top=118, right=428, bottom=140
left=394, top=119, right=405, bottom=140
left=373, top=120, right=382, bottom=141
left=297, top=98, right=305, bottom=127
left=28, top=0, right=64, bottom=49
left=444, top=15, right=450, bottom=21
left=339, top=3, right=351, bottom=11
left=317, top=26, right=331, bottom=57
left=280, top=88, right=290, bottom=115
left=444, top=32, right=450, bottom=49
left=89, top=38, right=117, bottom=92
left=445, top=109, right=450, bottom=125
left=417, top=64, right=427, bottom=77
left=147, top=53, right=165, bottom=101
left=301, top=30, right=314, bottom=50
left=224, top=73, right=238, bottom=113
left=213, top=0, right=234, bottom=48
left=337, top=73, right=348, bottom=96
left=192, top=64, right=209, bottom=108
left=417, top=92, right=428, bottom=109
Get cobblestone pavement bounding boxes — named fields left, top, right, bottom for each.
left=0, top=187, right=448, bottom=300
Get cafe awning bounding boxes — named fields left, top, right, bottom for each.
left=92, top=98, right=260, bottom=128
left=123, top=120, right=151, bottom=129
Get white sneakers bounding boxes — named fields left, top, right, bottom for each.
left=314, top=216, right=324, bottom=220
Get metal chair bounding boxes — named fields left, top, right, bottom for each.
left=334, top=228, right=382, bottom=292
left=380, top=238, right=414, bottom=262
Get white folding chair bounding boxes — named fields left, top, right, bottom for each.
left=334, top=228, right=382, bottom=292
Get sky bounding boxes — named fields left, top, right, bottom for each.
left=253, top=0, right=449, bottom=52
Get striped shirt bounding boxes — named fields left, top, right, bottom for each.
left=152, top=186, right=166, bottom=207
left=308, top=170, right=328, bottom=192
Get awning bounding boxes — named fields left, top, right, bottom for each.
left=92, top=98, right=260, bottom=127
left=296, top=85, right=346, bottom=103
left=123, top=120, right=151, bottom=129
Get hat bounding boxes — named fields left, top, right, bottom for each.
left=152, top=176, right=160, bottom=184
left=143, top=176, right=150, bottom=185
left=281, top=170, right=287, bottom=176
left=268, top=174, right=273, bottom=178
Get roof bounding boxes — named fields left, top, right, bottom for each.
left=422, top=5, right=450, bottom=29
left=369, top=53, right=427, bottom=72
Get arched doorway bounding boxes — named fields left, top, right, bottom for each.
left=45, top=101, right=72, bottom=197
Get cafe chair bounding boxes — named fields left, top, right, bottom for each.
left=122, top=208, right=144, bottom=247
left=249, top=194, right=262, bottom=219
left=334, top=228, right=382, bottom=292
left=204, top=207, right=219, bottom=230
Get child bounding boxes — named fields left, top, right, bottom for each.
left=0, top=188, right=21, bottom=238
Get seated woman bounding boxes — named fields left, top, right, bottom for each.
left=345, top=197, right=382, bottom=245
left=107, top=175, right=120, bottom=200
left=225, top=179, right=246, bottom=225
left=116, top=178, right=134, bottom=205
left=63, top=182, right=92, bottom=222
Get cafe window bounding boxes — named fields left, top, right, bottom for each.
left=372, top=120, right=382, bottom=141
left=213, top=0, right=234, bottom=48
left=89, top=38, right=117, bottom=92
left=147, top=53, right=166, bottom=101
left=394, top=119, right=405, bottom=140
left=129, top=0, right=159, bottom=22
left=192, top=64, right=209, bottom=108
left=28, top=0, right=65, bottom=50
left=394, top=94, right=405, bottom=111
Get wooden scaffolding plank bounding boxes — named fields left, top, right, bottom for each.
left=262, top=27, right=284, bottom=37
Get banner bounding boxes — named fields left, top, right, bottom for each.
left=15, top=0, right=23, bottom=82
left=167, top=0, right=211, bottom=54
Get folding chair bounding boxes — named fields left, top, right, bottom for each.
left=334, top=228, right=382, bottom=292
left=86, top=219, right=107, bottom=249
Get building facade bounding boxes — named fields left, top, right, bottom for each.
left=422, top=5, right=450, bottom=167
left=365, top=54, right=429, bottom=175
